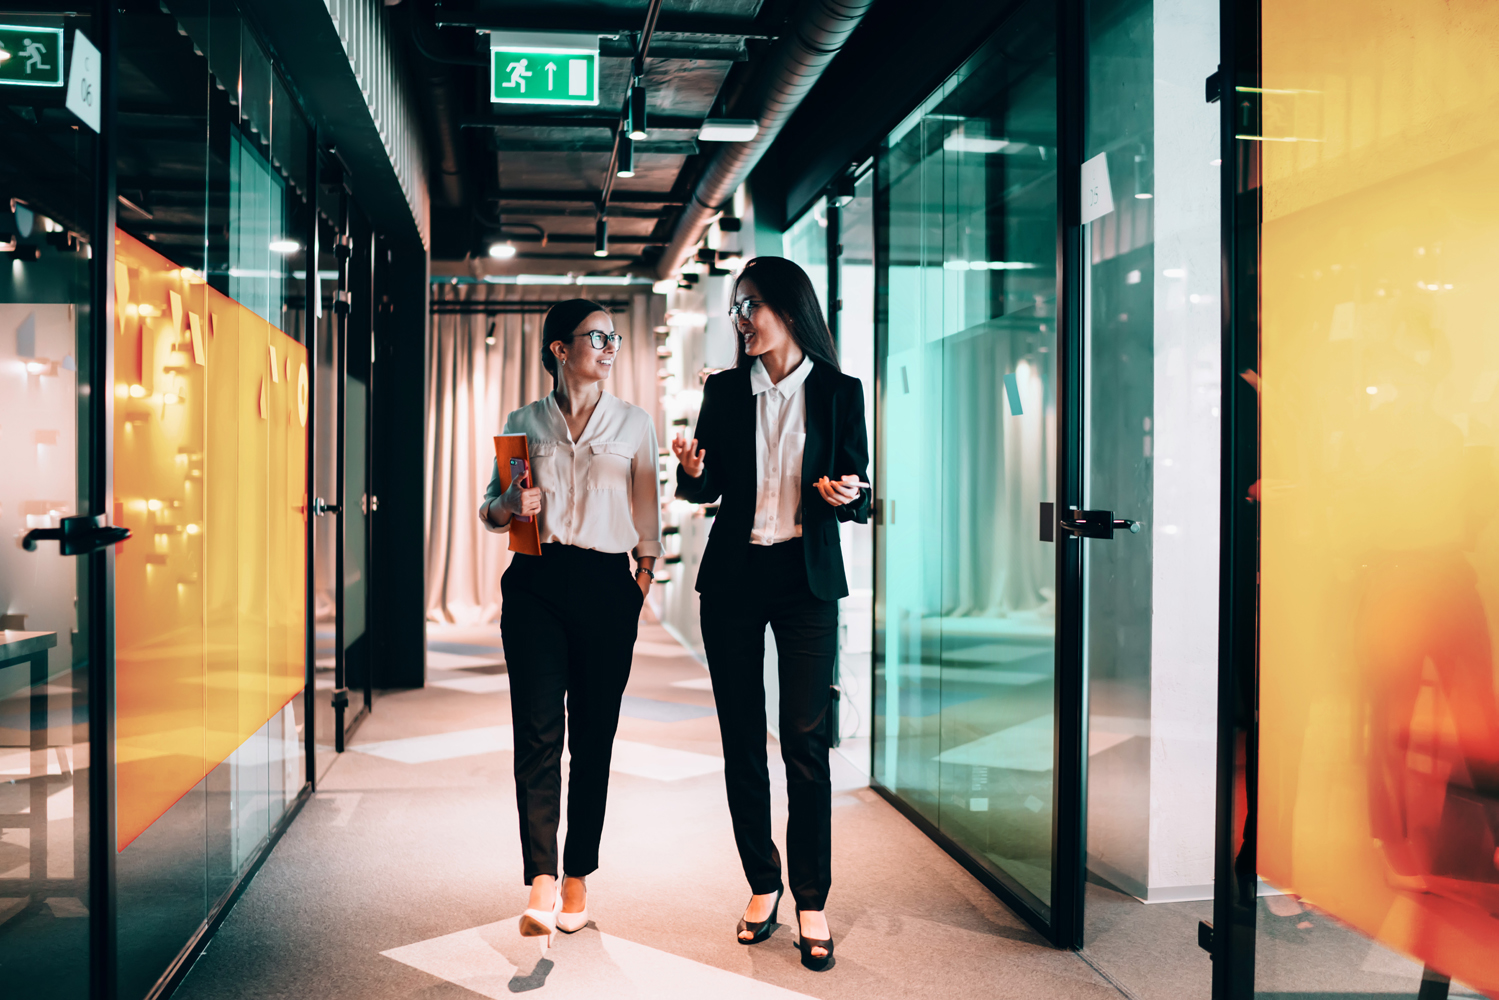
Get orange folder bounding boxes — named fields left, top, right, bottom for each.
left=494, top=433, right=541, bottom=556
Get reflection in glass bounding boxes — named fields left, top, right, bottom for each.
left=874, top=0, right=1059, bottom=912
left=113, top=3, right=310, bottom=995
left=1256, top=1, right=1499, bottom=995
left=1076, top=0, right=1219, bottom=996
left=0, top=63, right=97, bottom=988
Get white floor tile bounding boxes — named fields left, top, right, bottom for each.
left=381, top=916, right=817, bottom=1000
left=609, top=740, right=723, bottom=781
left=428, top=650, right=505, bottom=669
left=632, top=640, right=695, bottom=659
left=351, top=726, right=515, bottom=764
left=431, top=673, right=512, bottom=694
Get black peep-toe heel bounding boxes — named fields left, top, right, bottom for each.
left=736, top=887, right=783, bottom=945
left=797, top=910, right=834, bottom=971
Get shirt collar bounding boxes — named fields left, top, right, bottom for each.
left=749, top=354, right=815, bottom=397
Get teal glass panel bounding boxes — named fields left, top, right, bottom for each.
left=874, top=0, right=1060, bottom=912
left=228, top=132, right=288, bottom=324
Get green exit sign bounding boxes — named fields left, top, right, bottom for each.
left=491, top=48, right=598, bottom=106
left=0, top=24, right=64, bottom=88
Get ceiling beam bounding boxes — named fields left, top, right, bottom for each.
left=495, top=190, right=684, bottom=206
left=504, top=234, right=660, bottom=245
left=434, top=4, right=773, bottom=39
left=462, top=114, right=703, bottom=131
left=491, top=139, right=697, bottom=154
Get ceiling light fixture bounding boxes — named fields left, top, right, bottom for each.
left=594, top=218, right=609, bottom=258
left=269, top=239, right=300, bottom=254
left=488, top=241, right=517, bottom=259
left=831, top=175, right=856, bottom=208
left=628, top=85, right=648, bottom=140
left=698, top=119, right=759, bottom=143
left=617, top=134, right=635, bottom=178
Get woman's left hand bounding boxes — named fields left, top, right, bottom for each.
left=815, top=475, right=862, bottom=507
left=637, top=573, right=652, bottom=599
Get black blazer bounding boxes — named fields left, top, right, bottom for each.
left=676, top=361, right=871, bottom=601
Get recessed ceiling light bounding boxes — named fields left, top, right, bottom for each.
left=698, top=119, right=759, bottom=142
left=269, top=239, right=300, bottom=253
left=488, top=242, right=517, bottom=259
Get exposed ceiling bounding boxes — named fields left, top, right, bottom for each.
left=404, top=0, right=803, bottom=278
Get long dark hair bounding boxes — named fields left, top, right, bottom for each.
left=732, top=256, right=840, bottom=371
left=540, top=298, right=611, bottom=381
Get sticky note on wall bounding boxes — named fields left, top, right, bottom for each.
left=269, top=343, right=279, bottom=382
left=169, top=289, right=183, bottom=333
left=188, top=313, right=205, bottom=366
left=1004, top=372, right=1023, bottom=416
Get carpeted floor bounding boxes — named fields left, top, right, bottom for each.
left=173, top=613, right=1125, bottom=1000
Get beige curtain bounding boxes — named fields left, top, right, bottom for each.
left=424, top=283, right=658, bottom=624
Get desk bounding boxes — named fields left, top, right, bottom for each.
left=0, top=630, right=59, bottom=901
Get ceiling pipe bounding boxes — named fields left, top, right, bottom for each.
left=654, top=0, right=874, bottom=279
left=405, top=0, right=483, bottom=206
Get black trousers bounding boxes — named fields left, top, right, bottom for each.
left=500, top=543, right=643, bottom=884
left=700, top=537, right=838, bottom=911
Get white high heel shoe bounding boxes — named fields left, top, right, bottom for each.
left=556, top=875, right=588, bottom=933
left=519, top=884, right=561, bottom=947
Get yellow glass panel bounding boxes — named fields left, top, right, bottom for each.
left=1259, top=0, right=1499, bottom=988
left=114, top=231, right=306, bottom=850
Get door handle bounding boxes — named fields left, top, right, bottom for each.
left=1057, top=508, right=1140, bottom=540
left=312, top=497, right=342, bottom=516
left=23, top=514, right=132, bottom=555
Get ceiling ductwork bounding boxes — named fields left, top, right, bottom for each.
left=654, top=0, right=874, bottom=279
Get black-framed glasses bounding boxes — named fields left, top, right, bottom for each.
left=728, top=299, right=762, bottom=322
left=571, top=331, right=623, bottom=349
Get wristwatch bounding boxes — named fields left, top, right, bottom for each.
left=635, top=565, right=655, bottom=580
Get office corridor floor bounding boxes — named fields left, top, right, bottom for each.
left=175, top=612, right=1120, bottom=1000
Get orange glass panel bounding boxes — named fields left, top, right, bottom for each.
left=114, top=230, right=307, bottom=850
left=1258, top=0, right=1499, bottom=990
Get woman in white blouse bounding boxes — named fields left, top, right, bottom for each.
left=479, top=298, right=661, bottom=945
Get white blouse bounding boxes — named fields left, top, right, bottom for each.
left=482, top=392, right=662, bottom=558
left=749, top=355, right=813, bottom=546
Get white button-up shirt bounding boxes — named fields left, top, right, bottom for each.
left=482, top=391, right=662, bottom=557
left=749, top=355, right=813, bottom=546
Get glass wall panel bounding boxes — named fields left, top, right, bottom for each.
left=114, top=2, right=309, bottom=995
left=0, top=14, right=100, bottom=994
left=1076, top=0, right=1219, bottom=994
left=1256, top=0, right=1499, bottom=995
left=874, top=0, right=1060, bottom=912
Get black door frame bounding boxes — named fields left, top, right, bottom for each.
left=1210, top=0, right=1260, bottom=994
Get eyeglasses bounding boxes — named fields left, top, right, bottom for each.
left=571, top=331, right=623, bottom=349
left=728, top=299, right=762, bottom=322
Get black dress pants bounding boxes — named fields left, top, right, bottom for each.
left=700, top=537, right=838, bottom=911
left=500, top=543, right=643, bottom=884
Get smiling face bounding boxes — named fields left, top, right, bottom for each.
left=732, top=278, right=795, bottom=359
left=551, top=311, right=617, bottom=382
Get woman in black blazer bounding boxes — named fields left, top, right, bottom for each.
left=672, top=256, right=870, bottom=971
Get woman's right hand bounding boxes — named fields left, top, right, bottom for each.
left=672, top=434, right=707, bottom=479
left=499, top=473, right=542, bottom=520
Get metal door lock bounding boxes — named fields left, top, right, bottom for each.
left=312, top=497, right=342, bottom=516
left=1058, top=508, right=1140, bottom=540
left=23, top=514, right=131, bottom=555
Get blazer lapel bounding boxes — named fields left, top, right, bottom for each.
left=801, top=363, right=831, bottom=521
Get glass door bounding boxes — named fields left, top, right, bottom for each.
left=873, top=0, right=1063, bottom=933
left=0, top=21, right=105, bottom=988
left=1076, top=0, right=1221, bottom=993
left=311, top=177, right=371, bottom=769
